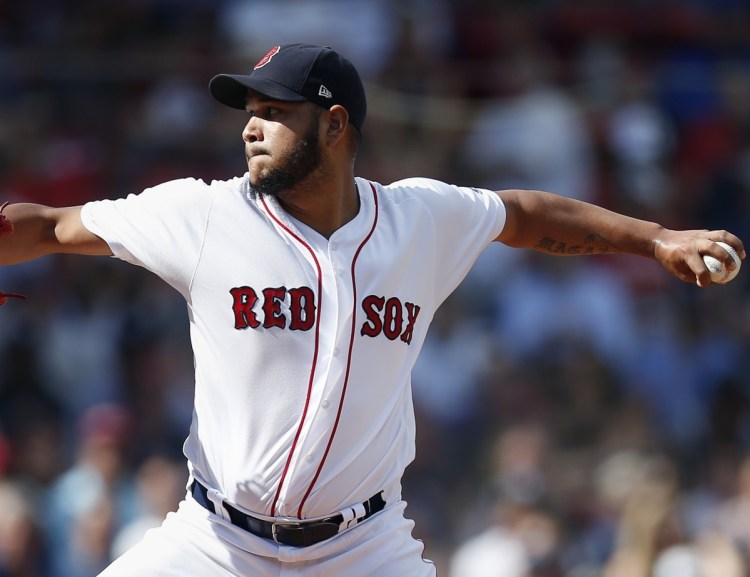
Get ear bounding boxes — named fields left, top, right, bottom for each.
left=325, top=105, right=349, bottom=145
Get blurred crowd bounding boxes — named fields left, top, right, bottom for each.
left=1, top=1, right=750, bottom=576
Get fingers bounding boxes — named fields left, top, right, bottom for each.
left=674, top=257, right=712, bottom=287
left=0, top=201, right=14, bottom=238
left=695, top=268, right=712, bottom=288
left=695, top=233, right=743, bottom=287
left=706, top=230, right=745, bottom=261
left=656, top=229, right=745, bottom=287
left=0, top=203, right=24, bottom=305
left=0, top=291, right=27, bottom=306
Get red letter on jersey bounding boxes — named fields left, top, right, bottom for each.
left=383, top=297, right=403, bottom=340
left=231, top=286, right=260, bottom=329
left=400, top=302, right=421, bottom=344
left=262, top=287, right=287, bottom=329
left=360, top=295, right=385, bottom=337
left=289, top=287, right=315, bottom=331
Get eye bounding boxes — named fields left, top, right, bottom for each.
left=245, top=105, right=282, bottom=119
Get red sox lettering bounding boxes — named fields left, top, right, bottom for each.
left=231, top=286, right=316, bottom=330
left=360, top=295, right=421, bottom=345
left=230, top=286, right=421, bottom=344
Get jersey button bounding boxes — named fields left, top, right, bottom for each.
left=321, top=400, right=330, bottom=409
left=330, top=242, right=338, bottom=251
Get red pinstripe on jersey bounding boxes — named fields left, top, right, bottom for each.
left=259, top=194, right=324, bottom=517
left=259, top=183, right=379, bottom=518
left=297, top=182, right=379, bottom=517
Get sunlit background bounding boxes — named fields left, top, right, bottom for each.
left=1, top=1, right=749, bottom=576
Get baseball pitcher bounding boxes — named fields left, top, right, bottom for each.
left=0, top=44, right=744, bottom=576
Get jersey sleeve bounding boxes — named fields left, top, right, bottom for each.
left=80, top=177, right=215, bottom=297
left=388, top=177, right=506, bottom=304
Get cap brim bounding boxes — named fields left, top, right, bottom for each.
left=209, top=74, right=306, bottom=109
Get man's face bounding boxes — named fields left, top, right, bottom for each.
left=243, top=96, right=322, bottom=198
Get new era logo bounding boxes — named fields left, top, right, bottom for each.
left=318, top=85, right=332, bottom=99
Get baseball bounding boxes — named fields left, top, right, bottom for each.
left=703, top=241, right=741, bottom=284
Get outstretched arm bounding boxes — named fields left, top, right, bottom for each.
left=495, top=189, right=745, bottom=287
left=0, top=203, right=111, bottom=265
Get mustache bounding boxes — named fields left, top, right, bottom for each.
left=245, top=145, right=270, bottom=160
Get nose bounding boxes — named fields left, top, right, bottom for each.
left=242, top=117, right=262, bottom=143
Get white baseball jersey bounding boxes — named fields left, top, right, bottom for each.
left=81, top=175, right=506, bottom=521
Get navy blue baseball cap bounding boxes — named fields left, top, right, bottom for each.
left=209, top=44, right=367, bottom=132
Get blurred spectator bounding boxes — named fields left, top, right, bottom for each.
left=461, top=47, right=595, bottom=202
left=449, top=423, right=563, bottom=576
left=43, top=404, right=138, bottom=577
left=110, top=454, right=185, bottom=560
left=449, top=526, right=530, bottom=577
left=598, top=452, right=678, bottom=577
left=0, top=480, right=47, bottom=577
left=714, top=454, right=750, bottom=564
left=217, top=0, right=398, bottom=76
left=652, top=534, right=745, bottom=577
left=36, top=284, right=126, bottom=421
left=605, top=73, right=676, bottom=215
left=490, top=255, right=638, bottom=374
left=412, top=294, right=495, bottom=430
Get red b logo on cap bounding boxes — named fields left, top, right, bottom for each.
left=254, top=46, right=281, bottom=70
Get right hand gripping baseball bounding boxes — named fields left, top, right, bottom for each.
left=653, top=228, right=745, bottom=287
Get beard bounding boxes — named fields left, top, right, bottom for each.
left=249, top=120, right=322, bottom=198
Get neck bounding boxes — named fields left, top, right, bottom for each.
left=275, top=172, right=359, bottom=239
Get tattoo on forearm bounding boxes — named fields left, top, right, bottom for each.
left=535, top=234, right=613, bottom=255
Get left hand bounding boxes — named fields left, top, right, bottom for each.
left=654, top=229, right=745, bottom=286
left=0, top=202, right=27, bottom=305
left=0, top=202, right=13, bottom=238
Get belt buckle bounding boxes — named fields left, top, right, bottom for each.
left=271, top=518, right=340, bottom=547
left=271, top=520, right=304, bottom=545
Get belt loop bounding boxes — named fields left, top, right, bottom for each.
left=351, top=501, right=367, bottom=522
left=207, top=487, right=232, bottom=521
left=339, top=502, right=367, bottom=531
left=338, top=507, right=356, bottom=532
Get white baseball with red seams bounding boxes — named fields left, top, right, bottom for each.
left=80, top=176, right=505, bottom=535
left=703, top=241, right=741, bottom=284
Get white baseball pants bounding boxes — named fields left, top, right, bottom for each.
left=98, top=494, right=436, bottom=577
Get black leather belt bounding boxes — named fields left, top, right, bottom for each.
left=190, top=480, right=385, bottom=547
